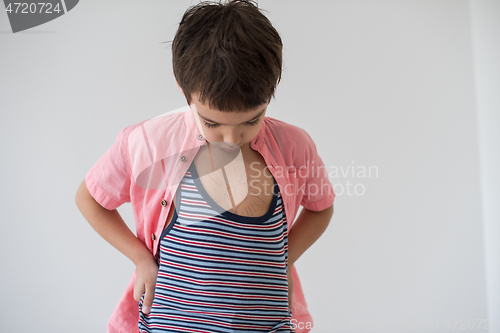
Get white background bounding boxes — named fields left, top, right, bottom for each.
left=0, top=0, right=498, bottom=332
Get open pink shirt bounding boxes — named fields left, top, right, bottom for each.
left=85, top=107, right=335, bottom=333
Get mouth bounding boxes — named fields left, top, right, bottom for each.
left=210, top=142, right=241, bottom=152
left=221, top=145, right=239, bottom=152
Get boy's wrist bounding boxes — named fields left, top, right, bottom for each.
left=134, top=251, right=155, bottom=266
left=130, top=241, right=155, bottom=267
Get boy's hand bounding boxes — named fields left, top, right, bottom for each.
left=287, top=266, right=294, bottom=312
left=133, top=255, right=159, bottom=315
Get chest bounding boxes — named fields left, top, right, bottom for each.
left=196, top=146, right=275, bottom=218
left=162, top=145, right=275, bottom=232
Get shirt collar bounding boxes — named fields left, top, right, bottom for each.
left=184, top=107, right=209, bottom=148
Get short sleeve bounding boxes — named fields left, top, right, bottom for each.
left=85, top=127, right=132, bottom=210
left=299, top=129, right=335, bottom=212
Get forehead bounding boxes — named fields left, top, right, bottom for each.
left=191, top=94, right=267, bottom=125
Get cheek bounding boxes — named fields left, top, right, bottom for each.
left=204, top=133, right=218, bottom=143
left=202, top=128, right=221, bottom=141
left=244, top=126, right=261, bottom=141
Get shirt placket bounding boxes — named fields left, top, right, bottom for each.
left=151, top=131, right=206, bottom=259
left=252, top=142, right=295, bottom=231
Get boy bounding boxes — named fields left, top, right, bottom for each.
left=75, top=1, right=335, bottom=332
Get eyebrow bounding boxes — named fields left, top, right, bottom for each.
left=197, top=108, right=266, bottom=125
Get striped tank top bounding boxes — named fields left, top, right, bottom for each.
left=138, top=161, right=294, bottom=332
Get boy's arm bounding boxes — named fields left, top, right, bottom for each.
left=75, top=179, right=153, bottom=266
left=287, top=204, right=334, bottom=267
left=75, top=179, right=158, bottom=314
left=286, top=204, right=334, bottom=311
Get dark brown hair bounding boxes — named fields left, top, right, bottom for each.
left=171, top=0, right=283, bottom=112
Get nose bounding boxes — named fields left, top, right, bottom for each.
left=222, top=128, right=241, bottom=146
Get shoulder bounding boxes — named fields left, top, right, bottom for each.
left=264, top=116, right=317, bottom=152
left=127, top=109, right=186, bottom=134
left=121, top=109, right=188, bottom=144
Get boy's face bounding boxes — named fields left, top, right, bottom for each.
left=189, top=92, right=269, bottom=152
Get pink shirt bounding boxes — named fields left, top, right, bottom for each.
left=85, top=107, right=335, bottom=333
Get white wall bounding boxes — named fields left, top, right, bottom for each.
left=470, top=0, right=500, bottom=330
left=0, top=1, right=496, bottom=332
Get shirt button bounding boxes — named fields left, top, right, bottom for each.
left=180, top=155, right=187, bottom=163
left=151, top=233, right=156, bottom=241
left=197, top=133, right=204, bottom=140
left=160, top=199, right=167, bottom=207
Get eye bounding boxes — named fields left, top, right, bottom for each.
left=247, top=119, right=260, bottom=126
left=204, top=121, right=219, bottom=128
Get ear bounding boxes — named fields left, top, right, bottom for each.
left=173, top=73, right=184, bottom=95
